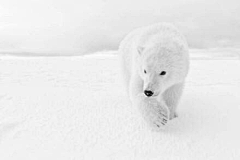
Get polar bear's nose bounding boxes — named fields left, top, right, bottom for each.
left=144, top=90, right=154, bottom=97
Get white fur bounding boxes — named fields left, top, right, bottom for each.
left=119, top=23, right=189, bottom=129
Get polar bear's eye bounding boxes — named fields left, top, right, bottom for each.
left=159, top=71, right=166, bottom=76
left=144, top=70, right=147, bottom=74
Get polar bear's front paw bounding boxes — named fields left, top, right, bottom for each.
left=149, top=104, right=169, bottom=129
left=152, top=111, right=169, bottom=127
left=140, top=98, right=170, bottom=129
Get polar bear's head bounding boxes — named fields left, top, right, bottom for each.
left=137, top=43, right=189, bottom=97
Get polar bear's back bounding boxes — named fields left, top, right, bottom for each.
left=119, top=27, right=141, bottom=74
left=119, top=23, right=188, bottom=76
left=136, top=23, right=187, bottom=49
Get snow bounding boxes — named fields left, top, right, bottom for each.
left=0, top=53, right=240, bottom=159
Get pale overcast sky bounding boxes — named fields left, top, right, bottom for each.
left=0, top=0, right=239, bottom=55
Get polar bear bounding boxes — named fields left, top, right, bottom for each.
left=119, top=23, right=189, bottom=129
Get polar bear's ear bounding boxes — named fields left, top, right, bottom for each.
left=137, top=46, right=144, bottom=55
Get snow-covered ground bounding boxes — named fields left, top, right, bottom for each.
left=0, top=53, right=240, bottom=159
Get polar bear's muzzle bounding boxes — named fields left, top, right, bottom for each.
left=144, top=90, right=154, bottom=97
left=143, top=82, right=161, bottom=97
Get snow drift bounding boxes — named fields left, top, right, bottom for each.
left=0, top=54, right=240, bottom=159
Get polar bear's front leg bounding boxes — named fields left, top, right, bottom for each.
left=138, top=96, right=170, bottom=129
left=162, top=82, right=184, bottom=120
left=129, top=73, right=170, bottom=129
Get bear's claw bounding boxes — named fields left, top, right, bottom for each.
left=147, top=101, right=170, bottom=129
